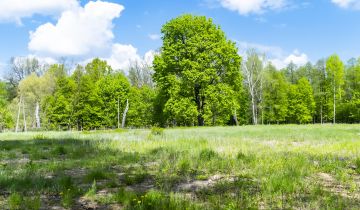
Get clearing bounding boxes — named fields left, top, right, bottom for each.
left=0, top=124, right=360, bottom=209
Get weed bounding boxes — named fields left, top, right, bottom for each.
left=52, top=145, right=66, bottom=156
left=32, top=134, right=47, bottom=140
left=85, top=180, right=97, bottom=198
left=151, top=127, right=164, bottom=136
left=84, top=169, right=108, bottom=183
left=8, top=192, right=22, bottom=210
left=199, top=148, right=218, bottom=161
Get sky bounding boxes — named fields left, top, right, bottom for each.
left=1, top=0, right=360, bottom=76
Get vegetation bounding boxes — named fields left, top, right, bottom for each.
left=0, top=15, right=359, bottom=131
left=0, top=125, right=359, bottom=209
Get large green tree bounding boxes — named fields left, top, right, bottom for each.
left=153, top=14, right=242, bottom=126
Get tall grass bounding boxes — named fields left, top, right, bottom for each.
left=0, top=124, right=359, bottom=209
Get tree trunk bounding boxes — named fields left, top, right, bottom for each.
left=251, top=93, right=257, bottom=125
left=195, top=84, right=205, bottom=126
left=117, top=97, right=120, bottom=129
left=233, top=110, right=239, bottom=126
left=333, top=83, right=336, bottom=124
left=22, top=97, right=27, bottom=132
left=121, top=99, right=129, bottom=128
left=320, top=102, right=323, bottom=124
left=15, top=96, right=21, bottom=132
left=35, top=101, right=41, bottom=128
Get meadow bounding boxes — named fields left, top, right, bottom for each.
left=0, top=124, right=360, bottom=209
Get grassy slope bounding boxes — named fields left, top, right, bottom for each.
left=0, top=124, right=359, bottom=209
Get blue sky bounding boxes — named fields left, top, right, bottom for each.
left=1, top=0, right=360, bottom=75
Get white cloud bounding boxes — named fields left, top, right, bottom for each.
left=236, top=40, right=309, bottom=69
left=219, top=0, right=288, bottom=15
left=106, top=44, right=141, bottom=70
left=103, top=44, right=156, bottom=71
left=331, top=0, right=360, bottom=9
left=28, top=1, right=124, bottom=57
left=0, top=0, right=79, bottom=24
left=269, top=50, right=308, bottom=69
left=144, top=50, right=157, bottom=65
left=148, top=34, right=161, bottom=41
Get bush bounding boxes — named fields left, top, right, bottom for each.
left=199, top=149, right=218, bottom=161
left=52, top=146, right=66, bottom=156
left=85, top=180, right=97, bottom=198
left=355, top=158, right=360, bottom=173
left=8, top=192, right=22, bottom=210
left=84, top=169, right=108, bottom=183
left=151, top=127, right=164, bottom=136
left=32, top=134, right=47, bottom=140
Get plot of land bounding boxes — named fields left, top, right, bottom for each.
left=0, top=125, right=360, bottom=209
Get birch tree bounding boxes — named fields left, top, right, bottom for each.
left=242, top=49, right=264, bottom=125
left=326, top=55, right=344, bottom=124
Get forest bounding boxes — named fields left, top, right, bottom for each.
left=0, top=14, right=359, bottom=131
left=1, top=14, right=360, bottom=209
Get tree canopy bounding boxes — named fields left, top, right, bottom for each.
left=153, top=14, right=242, bottom=126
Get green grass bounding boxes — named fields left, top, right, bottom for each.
left=0, top=124, right=359, bottom=209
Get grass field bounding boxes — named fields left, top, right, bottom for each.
left=0, top=125, right=360, bottom=209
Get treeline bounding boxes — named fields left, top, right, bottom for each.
left=0, top=14, right=359, bottom=131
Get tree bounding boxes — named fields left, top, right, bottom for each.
left=283, top=62, right=297, bottom=84
left=153, top=14, right=242, bottom=126
left=243, top=49, right=264, bottom=125
left=287, top=78, right=315, bottom=124
left=312, top=59, right=330, bottom=124
left=326, top=55, right=344, bottom=124
left=128, top=60, right=154, bottom=88
left=337, top=58, right=360, bottom=123
left=18, top=72, right=53, bottom=129
left=43, top=65, right=75, bottom=129
left=70, top=59, right=112, bottom=130
left=127, top=86, right=156, bottom=127
left=95, top=72, right=130, bottom=128
left=0, top=81, right=13, bottom=131
left=262, top=64, right=288, bottom=124
left=7, top=57, right=40, bottom=86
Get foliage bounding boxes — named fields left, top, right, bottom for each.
left=287, top=78, right=315, bottom=123
left=1, top=15, right=360, bottom=129
left=262, top=64, right=288, bottom=124
left=153, top=14, right=242, bottom=126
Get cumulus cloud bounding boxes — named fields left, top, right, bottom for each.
left=143, top=50, right=157, bottom=65
left=0, top=0, right=79, bottom=24
left=236, top=40, right=309, bottom=69
left=269, top=50, right=309, bottom=69
left=331, top=0, right=360, bottom=9
left=102, top=43, right=156, bottom=71
left=218, top=0, right=288, bottom=15
left=28, top=1, right=124, bottom=57
left=106, top=44, right=141, bottom=70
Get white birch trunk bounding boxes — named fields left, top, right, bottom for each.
left=121, top=99, right=129, bottom=128
left=15, top=96, right=21, bottom=132
left=35, top=101, right=41, bottom=128
left=22, top=97, right=27, bottom=132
